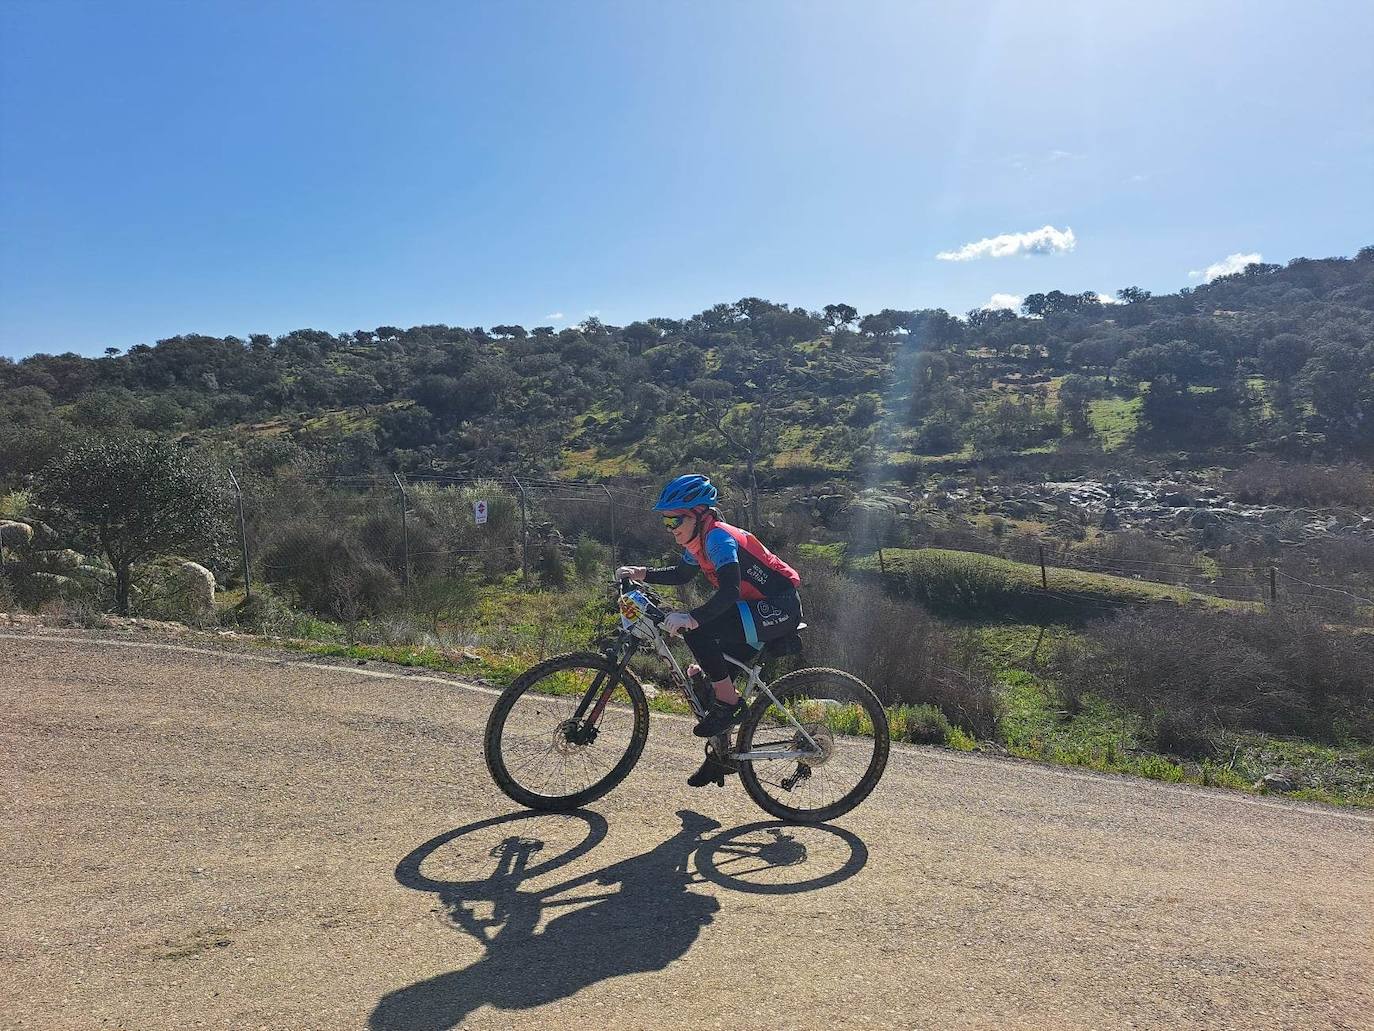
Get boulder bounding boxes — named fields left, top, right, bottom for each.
left=36, top=548, right=84, bottom=570
left=0, top=520, right=34, bottom=549
left=1253, top=771, right=1299, bottom=793
left=140, top=560, right=217, bottom=620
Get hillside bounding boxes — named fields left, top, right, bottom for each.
left=2, top=249, right=1372, bottom=492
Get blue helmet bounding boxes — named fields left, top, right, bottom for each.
left=653, top=474, right=718, bottom=512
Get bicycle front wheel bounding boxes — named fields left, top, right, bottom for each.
left=484, top=651, right=650, bottom=811
left=736, top=667, right=890, bottom=824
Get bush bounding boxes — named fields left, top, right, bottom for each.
left=573, top=535, right=608, bottom=580
left=1151, top=711, right=1219, bottom=760
left=1226, top=459, right=1374, bottom=510
left=793, top=560, right=1004, bottom=737
left=232, top=589, right=344, bottom=641
left=1054, top=607, right=1374, bottom=744
left=259, top=521, right=401, bottom=620
left=890, top=704, right=951, bottom=744
left=536, top=539, right=568, bottom=588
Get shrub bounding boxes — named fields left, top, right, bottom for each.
left=1199, top=761, right=1250, bottom=790
left=1054, top=607, right=1374, bottom=744
left=232, top=588, right=344, bottom=641
left=1151, top=711, right=1219, bottom=760
left=792, top=560, right=1004, bottom=737
left=944, top=726, right=977, bottom=751
left=259, top=521, right=401, bottom=620
left=573, top=535, right=608, bottom=580
left=536, top=539, right=568, bottom=588
left=1137, top=755, right=1185, bottom=782
left=1225, top=459, right=1374, bottom=510
left=891, top=704, right=951, bottom=744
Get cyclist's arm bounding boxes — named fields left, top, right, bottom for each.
left=688, top=562, right=740, bottom=624
left=644, top=561, right=696, bottom=586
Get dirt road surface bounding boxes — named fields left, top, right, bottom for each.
left=3, top=629, right=1372, bottom=1030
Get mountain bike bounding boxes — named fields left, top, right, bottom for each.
left=483, top=579, right=890, bottom=823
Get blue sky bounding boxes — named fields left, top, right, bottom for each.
left=2, top=0, right=1372, bottom=359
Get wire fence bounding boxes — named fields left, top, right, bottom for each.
left=3, top=468, right=1369, bottom=629
left=825, top=506, right=1373, bottom=626
left=208, top=472, right=698, bottom=621
left=216, top=473, right=1373, bottom=627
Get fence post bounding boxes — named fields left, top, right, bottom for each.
left=393, top=472, right=410, bottom=591
left=875, top=532, right=886, bottom=576
left=1038, top=543, right=1049, bottom=590
left=227, top=468, right=251, bottom=600
left=601, top=484, right=617, bottom=569
left=512, top=475, right=529, bottom=580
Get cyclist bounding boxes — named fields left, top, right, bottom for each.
left=617, top=474, right=803, bottom=787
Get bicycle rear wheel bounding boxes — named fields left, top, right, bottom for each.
left=484, top=651, right=650, bottom=811
left=736, top=667, right=889, bottom=824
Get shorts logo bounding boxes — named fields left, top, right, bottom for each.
left=756, top=600, right=788, bottom=628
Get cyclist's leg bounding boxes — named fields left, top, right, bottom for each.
left=684, top=593, right=803, bottom=704
left=682, top=617, right=744, bottom=704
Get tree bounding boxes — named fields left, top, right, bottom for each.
left=1117, top=286, right=1152, bottom=304
left=823, top=303, right=859, bottom=333
left=1058, top=374, right=1103, bottom=436
left=34, top=436, right=232, bottom=615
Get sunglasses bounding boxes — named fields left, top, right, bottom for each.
left=661, top=513, right=691, bottom=529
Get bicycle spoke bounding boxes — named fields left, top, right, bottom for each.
left=486, top=653, right=649, bottom=810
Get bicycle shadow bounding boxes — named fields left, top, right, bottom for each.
left=368, top=810, right=867, bottom=1030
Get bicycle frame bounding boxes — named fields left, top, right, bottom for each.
left=570, top=583, right=822, bottom=763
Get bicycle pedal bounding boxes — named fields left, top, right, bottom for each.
left=707, top=737, right=740, bottom=773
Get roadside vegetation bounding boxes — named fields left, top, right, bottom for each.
left=3, top=248, right=1373, bottom=807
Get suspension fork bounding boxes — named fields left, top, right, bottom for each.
left=570, top=640, right=638, bottom=727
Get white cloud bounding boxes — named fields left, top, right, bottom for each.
left=1096, top=292, right=1123, bottom=305
left=1189, top=252, right=1262, bottom=283
left=983, top=293, right=1023, bottom=311
left=544, top=312, right=565, bottom=321
left=937, top=225, right=1077, bottom=262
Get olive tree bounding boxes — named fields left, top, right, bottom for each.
left=34, top=436, right=232, bottom=615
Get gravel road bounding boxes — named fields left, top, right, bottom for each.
left=3, top=629, right=1371, bottom=1030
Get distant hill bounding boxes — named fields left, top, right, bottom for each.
left=2, top=247, right=1371, bottom=487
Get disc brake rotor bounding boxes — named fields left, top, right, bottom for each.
left=552, top=718, right=592, bottom=755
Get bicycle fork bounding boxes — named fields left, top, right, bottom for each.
left=566, top=646, right=638, bottom=741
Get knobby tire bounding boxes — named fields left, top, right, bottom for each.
left=484, top=651, right=650, bottom=811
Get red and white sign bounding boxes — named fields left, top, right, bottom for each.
left=474, top=500, right=488, bottom=525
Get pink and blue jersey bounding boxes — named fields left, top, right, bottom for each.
left=681, top=520, right=801, bottom=602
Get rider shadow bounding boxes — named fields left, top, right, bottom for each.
left=369, top=810, right=868, bottom=1031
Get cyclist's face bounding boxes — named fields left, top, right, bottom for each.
left=664, top=509, right=696, bottom=545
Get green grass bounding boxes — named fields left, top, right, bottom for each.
left=1087, top=395, right=1141, bottom=451
left=229, top=580, right=1369, bottom=809
left=852, top=546, right=1238, bottom=621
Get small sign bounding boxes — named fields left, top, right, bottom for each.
left=474, top=499, right=488, bottom=526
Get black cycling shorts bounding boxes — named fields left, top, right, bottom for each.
left=682, top=591, right=803, bottom=682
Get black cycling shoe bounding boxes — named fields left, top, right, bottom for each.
left=687, top=753, right=731, bottom=788
left=693, top=698, right=748, bottom=739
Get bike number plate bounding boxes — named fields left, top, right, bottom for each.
left=619, top=591, right=648, bottom=628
